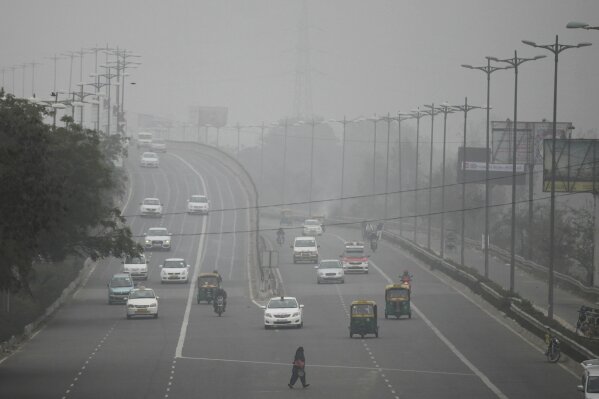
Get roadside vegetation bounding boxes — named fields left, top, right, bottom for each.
left=0, top=90, right=141, bottom=341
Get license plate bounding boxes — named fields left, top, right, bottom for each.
left=135, top=309, right=149, bottom=314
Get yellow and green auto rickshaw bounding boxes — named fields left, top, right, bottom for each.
left=280, top=209, right=293, bottom=226
left=384, top=283, right=411, bottom=319
left=349, top=300, right=379, bottom=338
left=196, top=272, right=220, bottom=304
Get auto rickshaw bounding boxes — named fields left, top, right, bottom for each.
left=280, top=209, right=293, bottom=226
left=349, top=300, right=379, bottom=338
left=384, top=283, right=411, bottom=319
left=196, top=272, right=220, bottom=304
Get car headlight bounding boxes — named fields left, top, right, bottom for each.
left=265, top=312, right=273, bottom=317
left=145, top=239, right=151, bottom=244
left=292, top=312, right=300, bottom=317
left=165, top=240, right=170, bottom=244
left=128, top=304, right=135, bottom=308
left=149, top=302, right=157, bottom=307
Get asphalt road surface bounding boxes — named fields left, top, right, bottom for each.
left=0, top=142, right=583, bottom=398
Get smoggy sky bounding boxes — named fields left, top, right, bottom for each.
left=2, top=0, right=598, bottom=136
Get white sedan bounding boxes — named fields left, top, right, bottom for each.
left=187, top=194, right=210, bottom=215
left=144, top=227, right=172, bottom=251
left=126, top=287, right=159, bottom=319
left=314, top=259, right=344, bottom=284
left=140, top=198, right=163, bottom=217
left=140, top=151, right=159, bottom=167
left=262, top=296, right=304, bottom=329
left=159, top=258, right=190, bottom=283
left=302, top=219, right=323, bottom=236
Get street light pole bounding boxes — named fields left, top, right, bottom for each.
left=522, top=36, right=591, bottom=318
left=384, top=113, right=392, bottom=221
left=437, top=103, right=454, bottom=258
left=369, top=116, right=380, bottom=196
left=461, top=59, right=510, bottom=278
left=394, top=113, right=412, bottom=237
left=411, top=108, right=424, bottom=243
left=451, top=98, right=484, bottom=267
left=490, top=51, right=546, bottom=293
left=308, top=119, right=317, bottom=216
left=236, top=123, right=242, bottom=157
left=282, top=119, right=289, bottom=205
left=423, top=104, right=439, bottom=250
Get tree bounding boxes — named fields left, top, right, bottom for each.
left=0, top=92, right=141, bottom=291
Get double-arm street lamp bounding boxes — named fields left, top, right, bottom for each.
left=451, top=99, right=485, bottom=267
left=489, top=51, right=546, bottom=293
left=394, top=112, right=413, bottom=236
left=461, top=58, right=510, bottom=278
left=327, top=117, right=353, bottom=212
left=522, top=36, right=591, bottom=318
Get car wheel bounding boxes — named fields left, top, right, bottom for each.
left=298, top=322, right=303, bottom=329
left=126, top=314, right=131, bottom=319
left=317, top=279, right=320, bottom=284
left=340, top=279, right=345, bottom=284
left=154, top=314, right=158, bottom=319
left=264, top=325, right=270, bottom=330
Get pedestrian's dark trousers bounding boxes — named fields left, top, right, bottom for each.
left=289, top=366, right=306, bottom=386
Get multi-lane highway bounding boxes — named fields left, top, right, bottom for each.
left=0, top=142, right=582, bottom=398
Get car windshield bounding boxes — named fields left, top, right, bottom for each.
left=319, top=261, right=342, bottom=269
left=587, top=376, right=599, bottom=393
left=143, top=152, right=157, bottom=158
left=352, top=304, right=373, bottom=315
left=191, top=195, right=207, bottom=203
left=163, top=259, right=186, bottom=268
left=304, top=220, right=319, bottom=226
left=153, top=139, right=164, bottom=144
left=129, top=290, right=155, bottom=299
left=125, top=256, right=145, bottom=264
left=268, top=298, right=298, bottom=309
left=111, top=276, right=133, bottom=287
left=295, top=240, right=315, bottom=248
left=148, top=228, right=168, bottom=236
left=144, top=199, right=160, bottom=205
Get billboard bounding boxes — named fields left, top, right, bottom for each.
left=543, top=139, right=599, bottom=193
left=492, top=120, right=572, bottom=165
left=190, top=106, right=228, bottom=128
left=458, top=147, right=526, bottom=185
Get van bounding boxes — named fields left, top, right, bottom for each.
left=291, top=236, right=319, bottom=264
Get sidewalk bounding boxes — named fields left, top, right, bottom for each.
left=384, top=222, right=594, bottom=330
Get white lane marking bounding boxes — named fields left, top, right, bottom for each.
left=177, top=355, right=476, bottom=376
left=380, top=240, right=579, bottom=379
left=330, top=232, right=509, bottom=399
left=224, top=177, right=238, bottom=280
left=171, top=154, right=209, bottom=359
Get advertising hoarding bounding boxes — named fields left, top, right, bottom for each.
left=457, top=147, right=526, bottom=185
left=543, top=139, right=599, bottom=193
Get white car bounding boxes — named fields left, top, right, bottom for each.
left=144, top=227, right=172, bottom=251
left=187, top=194, right=210, bottom=215
left=126, top=287, right=159, bottom=319
left=314, top=259, right=344, bottom=284
left=140, top=151, right=159, bottom=167
left=291, top=236, right=319, bottom=264
left=340, top=241, right=369, bottom=273
left=302, top=219, right=323, bottom=236
left=262, top=296, right=304, bottom=329
left=123, top=254, right=148, bottom=280
left=579, top=359, right=599, bottom=398
left=140, top=197, right=163, bottom=217
left=150, top=139, right=167, bottom=153
left=159, top=258, right=190, bottom=283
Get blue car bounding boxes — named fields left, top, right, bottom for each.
left=108, top=273, right=135, bottom=305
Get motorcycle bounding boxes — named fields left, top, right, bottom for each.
left=214, top=296, right=225, bottom=317
left=370, top=238, right=378, bottom=252
left=546, top=336, right=561, bottom=363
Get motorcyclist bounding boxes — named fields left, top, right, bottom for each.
left=400, top=270, right=413, bottom=283
left=370, top=237, right=378, bottom=252
left=213, top=286, right=227, bottom=312
left=276, top=227, right=285, bottom=244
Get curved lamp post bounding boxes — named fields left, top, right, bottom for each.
left=567, top=21, right=599, bottom=30
left=522, top=36, right=591, bottom=318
